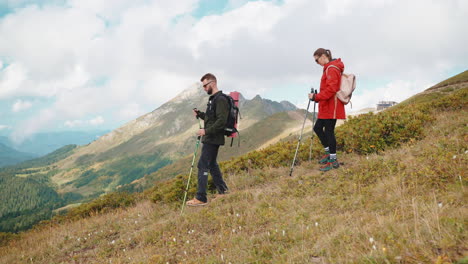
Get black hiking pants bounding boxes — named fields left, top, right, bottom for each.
left=313, top=119, right=337, bottom=154
left=196, top=143, right=229, bottom=202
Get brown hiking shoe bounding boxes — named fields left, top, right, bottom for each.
left=186, top=198, right=207, bottom=206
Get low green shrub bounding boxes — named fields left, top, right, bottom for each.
left=59, top=192, right=137, bottom=220
left=336, top=108, right=433, bottom=154
left=221, top=87, right=467, bottom=174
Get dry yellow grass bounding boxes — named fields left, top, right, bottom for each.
left=0, top=100, right=466, bottom=263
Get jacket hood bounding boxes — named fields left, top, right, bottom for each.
left=324, top=58, right=344, bottom=72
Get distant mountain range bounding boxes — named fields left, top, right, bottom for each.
left=41, top=85, right=299, bottom=197
left=0, top=131, right=109, bottom=156
left=0, top=85, right=301, bottom=232
left=1, top=71, right=467, bottom=264
left=0, top=143, right=36, bottom=167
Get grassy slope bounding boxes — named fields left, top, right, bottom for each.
left=0, top=96, right=301, bottom=233
left=0, top=145, right=79, bottom=232
left=23, top=92, right=297, bottom=199
left=0, top=81, right=467, bottom=263
left=427, top=70, right=468, bottom=90
left=125, top=110, right=309, bottom=191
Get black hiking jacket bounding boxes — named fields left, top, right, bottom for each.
left=198, top=91, right=229, bottom=145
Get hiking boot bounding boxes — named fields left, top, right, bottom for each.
left=318, top=153, right=330, bottom=164
left=213, top=189, right=230, bottom=199
left=219, top=190, right=230, bottom=195
left=319, top=159, right=340, bottom=172
left=186, top=198, right=207, bottom=206
left=216, top=186, right=229, bottom=195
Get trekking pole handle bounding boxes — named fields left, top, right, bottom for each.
left=197, top=118, right=202, bottom=140
left=193, top=108, right=201, bottom=119
left=309, top=87, right=317, bottom=101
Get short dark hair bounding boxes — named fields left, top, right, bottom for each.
left=313, top=48, right=332, bottom=60
left=200, top=73, right=217, bottom=82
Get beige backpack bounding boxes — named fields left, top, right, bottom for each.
left=327, top=65, right=356, bottom=106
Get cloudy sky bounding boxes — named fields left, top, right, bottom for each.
left=0, top=0, right=467, bottom=143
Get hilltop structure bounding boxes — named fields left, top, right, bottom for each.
left=376, top=101, right=398, bottom=111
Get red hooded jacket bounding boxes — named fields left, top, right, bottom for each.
left=314, top=58, right=346, bottom=119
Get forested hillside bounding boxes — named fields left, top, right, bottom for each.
left=0, top=145, right=77, bottom=232
left=0, top=89, right=300, bottom=233
left=0, top=72, right=465, bottom=263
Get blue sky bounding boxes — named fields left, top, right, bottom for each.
left=192, top=0, right=233, bottom=18
left=0, top=0, right=467, bottom=143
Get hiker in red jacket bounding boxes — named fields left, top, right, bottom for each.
left=309, top=48, right=346, bottom=171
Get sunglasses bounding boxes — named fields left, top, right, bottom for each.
left=203, top=81, right=214, bottom=88
left=315, top=55, right=321, bottom=64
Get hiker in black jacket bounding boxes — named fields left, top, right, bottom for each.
left=187, top=73, right=229, bottom=206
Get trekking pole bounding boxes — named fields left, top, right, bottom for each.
left=289, top=88, right=313, bottom=177
left=309, top=89, right=317, bottom=162
left=181, top=109, right=203, bottom=215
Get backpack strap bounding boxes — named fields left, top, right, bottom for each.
left=211, top=92, right=228, bottom=117
left=326, top=65, right=343, bottom=110
left=326, top=65, right=343, bottom=88
left=211, top=91, right=225, bottom=105
left=327, top=65, right=355, bottom=108
left=326, top=65, right=342, bottom=76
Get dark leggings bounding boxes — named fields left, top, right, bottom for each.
left=313, top=119, right=337, bottom=154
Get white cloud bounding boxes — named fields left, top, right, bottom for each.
left=89, top=116, right=104, bottom=125
left=189, top=1, right=285, bottom=57
left=64, top=116, right=105, bottom=128
left=1, top=0, right=466, bottom=142
left=11, top=108, right=56, bottom=144
left=349, top=79, right=433, bottom=112
left=118, top=103, right=145, bottom=120
left=0, top=5, right=102, bottom=79
left=0, top=125, right=11, bottom=130
left=0, top=63, right=27, bottom=98
left=12, top=99, right=32, bottom=112
left=64, top=120, right=84, bottom=128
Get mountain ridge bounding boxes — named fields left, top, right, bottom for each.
left=0, top=85, right=299, bottom=232
left=1, top=73, right=466, bottom=263
left=0, top=143, right=36, bottom=167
